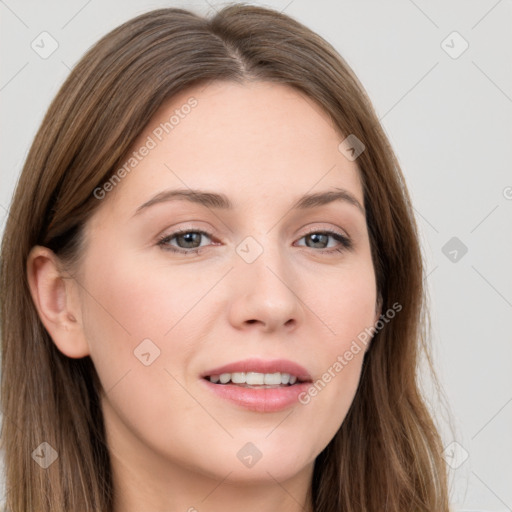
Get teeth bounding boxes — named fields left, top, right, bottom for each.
left=207, top=372, right=301, bottom=385
left=264, top=372, right=281, bottom=385
left=219, top=373, right=231, bottom=384
left=231, top=372, right=245, bottom=384
left=246, top=372, right=264, bottom=385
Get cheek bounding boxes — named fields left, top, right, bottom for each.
left=309, top=255, right=378, bottom=347
left=78, top=247, right=195, bottom=400
left=79, top=252, right=207, bottom=459
left=79, top=243, right=228, bottom=417
left=296, top=257, right=376, bottom=432
left=80, top=244, right=207, bottom=349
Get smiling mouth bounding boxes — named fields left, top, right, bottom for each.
left=204, top=371, right=310, bottom=387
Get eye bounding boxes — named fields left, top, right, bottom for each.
left=295, top=228, right=352, bottom=254
left=157, top=229, right=214, bottom=255
left=157, top=227, right=352, bottom=255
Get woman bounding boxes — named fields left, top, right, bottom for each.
left=0, top=4, right=450, bottom=511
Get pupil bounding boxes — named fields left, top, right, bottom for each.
left=308, top=233, right=327, bottom=248
left=179, top=233, right=200, bottom=248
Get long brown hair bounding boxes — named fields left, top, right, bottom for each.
left=0, top=4, right=450, bottom=511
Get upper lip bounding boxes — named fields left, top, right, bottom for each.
left=201, top=358, right=313, bottom=382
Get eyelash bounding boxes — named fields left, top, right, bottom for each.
left=157, top=227, right=352, bottom=256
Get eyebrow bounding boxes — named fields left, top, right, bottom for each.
left=133, top=187, right=365, bottom=216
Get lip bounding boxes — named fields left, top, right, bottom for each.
left=200, top=378, right=312, bottom=413
left=200, top=358, right=313, bottom=382
left=199, top=358, right=313, bottom=413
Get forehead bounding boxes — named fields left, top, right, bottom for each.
left=94, top=80, right=363, bottom=216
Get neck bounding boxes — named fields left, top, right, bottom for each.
left=102, top=398, right=315, bottom=512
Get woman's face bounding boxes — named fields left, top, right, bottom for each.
left=75, top=81, right=378, bottom=489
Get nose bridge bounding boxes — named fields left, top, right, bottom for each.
left=230, top=230, right=301, bottom=329
left=236, top=231, right=288, bottom=288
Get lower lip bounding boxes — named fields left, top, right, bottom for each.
left=201, top=378, right=311, bottom=413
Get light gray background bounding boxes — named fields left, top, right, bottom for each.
left=1, top=1, right=511, bottom=510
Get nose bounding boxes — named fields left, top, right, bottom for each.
left=227, top=242, right=304, bottom=333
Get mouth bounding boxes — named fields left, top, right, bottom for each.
left=203, top=371, right=311, bottom=388
left=199, top=358, right=314, bottom=411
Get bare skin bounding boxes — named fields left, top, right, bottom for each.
left=27, top=80, right=380, bottom=512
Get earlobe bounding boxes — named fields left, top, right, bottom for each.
left=26, top=245, right=90, bottom=358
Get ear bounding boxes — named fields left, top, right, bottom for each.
left=26, top=245, right=90, bottom=358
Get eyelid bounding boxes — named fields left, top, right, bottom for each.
left=299, top=224, right=349, bottom=241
